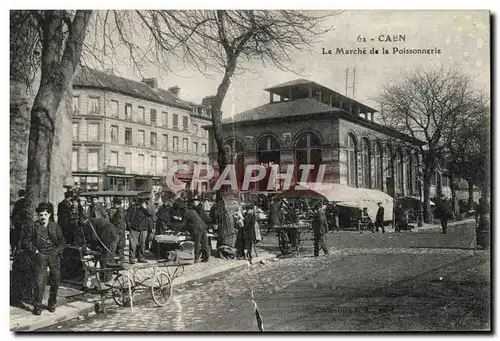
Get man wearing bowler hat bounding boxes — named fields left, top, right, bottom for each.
left=22, top=203, right=66, bottom=315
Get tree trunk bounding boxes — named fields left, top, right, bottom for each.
left=450, top=170, right=458, bottom=220
left=467, top=180, right=474, bottom=211
left=423, top=169, right=432, bottom=224
left=209, top=59, right=238, bottom=247
left=211, top=61, right=237, bottom=174
left=23, top=10, right=92, bottom=218
left=25, top=93, right=59, bottom=218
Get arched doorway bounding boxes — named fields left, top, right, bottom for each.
left=373, top=141, right=383, bottom=190
left=226, top=138, right=245, bottom=189
left=360, top=138, right=371, bottom=188
left=347, top=134, right=357, bottom=187
left=256, top=135, right=281, bottom=191
left=295, top=131, right=322, bottom=183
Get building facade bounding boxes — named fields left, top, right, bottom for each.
left=206, top=79, right=428, bottom=198
left=71, top=68, right=210, bottom=193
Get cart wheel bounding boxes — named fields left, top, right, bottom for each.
left=111, top=274, right=129, bottom=307
left=278, top=231, right=290, bottom=255
left=151, top=273, right=173, bottom=307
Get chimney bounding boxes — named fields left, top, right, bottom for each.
left=169, top=86, right=180, bottom=96
left=202, top=95, right=216, bottom=116
left=142, top=78, right=158, bottom=89
left=202, top=95, right=216, bottom=108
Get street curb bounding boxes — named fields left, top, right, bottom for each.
left=10, top=301, right=96, bottom=332
left=10, top=249, right=278, bottom=331
left=175, top=250, right=278, bottom=287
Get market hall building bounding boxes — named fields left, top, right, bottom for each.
left=206, top=79, right=427, bottom=199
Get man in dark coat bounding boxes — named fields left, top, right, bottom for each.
left=126, top=197, right=152, bottom=263
left=57, top=191, right=73, bottom=230
left=242, top=205, right=257, bottom=262
left=435, top=196, right=452, bottom=234
left=88, top=196, right=109, bottom=221
left=179, top=201, right=210, bottom=263
left=109, top=198, right=126, bottom=263
left=11, top=189, right=28, bottom=254
left=156, top=197, right=172, bottom=234
left=267, top=197, right=280, bottom=235
left=193, top=196, right=210, bottom=225
left=375, top=202, right=385, bottom=233
left=312, top=201, right=329, bottom=257
left=64, top=196, right=87, bottom=245
left=21, top=203, right=66, bottom=315
left=325, top=203, right=340, bottom=232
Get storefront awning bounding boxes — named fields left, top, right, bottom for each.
left=276, top=182, right=394, bottom=222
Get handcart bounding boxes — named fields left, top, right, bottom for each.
left=272, top=220, right=313, bottom=256
left=78, top=251, right=185, bottom=313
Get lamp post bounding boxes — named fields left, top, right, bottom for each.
left=417, top=171, right=423, bottom=227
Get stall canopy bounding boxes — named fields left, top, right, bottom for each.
left=276, top=183, right=394, bottom=222
left=79, top=191, right=141, bottom=197
left=396, top=196, right=435, bottom=206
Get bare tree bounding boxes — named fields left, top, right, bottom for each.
left=379, top=67, right=486, bottom=223
left=11, top=10, right=92, bottom=216
left=449, top=105, right=490, bottom=210
left=130, top=10, right=335, bottom=171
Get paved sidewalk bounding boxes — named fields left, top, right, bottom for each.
left=10, top=248, right=277, bottom=332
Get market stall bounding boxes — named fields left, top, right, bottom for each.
left=276, top=183, right=395, bottom=231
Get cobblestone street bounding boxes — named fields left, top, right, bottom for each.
left=45, top=222, right=490, bottom=332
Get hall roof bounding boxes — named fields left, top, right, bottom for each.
left=222, top=98, right=341, bottom=123
left=264, top=78, right=378, bottom=114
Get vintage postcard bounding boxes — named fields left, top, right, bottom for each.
left=9, top=9, right=490, bottom=332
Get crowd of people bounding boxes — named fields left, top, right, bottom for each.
left=9, top=189, right=263, bottom=315
left=10, top=188, right=489, bottom=316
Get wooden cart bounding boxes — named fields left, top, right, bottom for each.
left=271, top=221, right=313, bottom=256
left=74, top=251, right=184, bottom=313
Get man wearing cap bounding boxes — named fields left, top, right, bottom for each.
left=88, top=196, right=109, bottom=221
left=110, top=198, right=126, bottom=263
left=178, top=200, right=210, bottom=263
left=57, top=191, right=73, bottom=230
left=21, top=203, right=65, bottom=315
left=126, top=196, right=153, bottom=263
left=312, top=201, right=329, bottom=257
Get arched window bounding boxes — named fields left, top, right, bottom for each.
left=347, top=134, right=357, bottom=187
left=412, top=152, right=419, bottom=195
left=384, top=144, right=392, bottom=192
left=295, top=132, right=322, bottom=183
left=406, top=150, right=413, bottom=195
left=257, top=135, right=281, bottom=190
left=257, top=135, right=281, bottom=165
left=394, top=149, right=404, bottom=194
left=360, top=138, right=371, bottom=188
left=373, top=142, right=383, bottom=190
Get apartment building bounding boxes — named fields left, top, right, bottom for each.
left=71, top=68, right=210, bottom=193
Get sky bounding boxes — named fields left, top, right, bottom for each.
left=106, top=10, right=490, bottom=119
